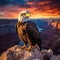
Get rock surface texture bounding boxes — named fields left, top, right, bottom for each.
left=0, top=45, right=60, bottom=60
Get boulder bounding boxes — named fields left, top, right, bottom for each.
left=0, top=45, right=60, bottom=60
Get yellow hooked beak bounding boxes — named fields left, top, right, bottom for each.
left=26, top=13, right=31, bottom=17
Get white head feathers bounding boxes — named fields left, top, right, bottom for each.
left=18, top=10, right=31, bottom=22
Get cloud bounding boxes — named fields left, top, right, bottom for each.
left=0, top=0, right=60, bottom=18
left=26, top=0, right=60, bottom=17
left=0, top=12, right=5, bottom=17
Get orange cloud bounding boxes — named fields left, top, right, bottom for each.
left=26, top=2, right=34, bottom=5
left=0, top=4, right=60, bottom=18
left=0, top=0, right=60, bottom=18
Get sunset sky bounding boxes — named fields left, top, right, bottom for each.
left=0, top=0, right=60, bottom=18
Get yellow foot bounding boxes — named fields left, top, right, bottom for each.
left=21, top=45, right=26, bottom=49
left=27, top=45, right=33, bottom=51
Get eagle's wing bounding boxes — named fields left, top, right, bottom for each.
left=26, top=21, right=40, bottom=38
left=15, top=22, right=19, bottom=37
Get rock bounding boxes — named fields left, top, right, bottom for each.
left=51, top=55, right=60, bottom=60
left=0, top=45, right=43, bottom=60
left=0, top=45, right=60, bottom=60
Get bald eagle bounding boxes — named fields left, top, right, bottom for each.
left=16, top=10, right=42, bottom=51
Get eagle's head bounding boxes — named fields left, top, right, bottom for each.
left=18, top=10, right=31, bottom=22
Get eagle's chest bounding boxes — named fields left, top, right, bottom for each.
left=18, top=25, right=26, bottom=36
left=18, top=24, right=26, bottom=34
left=17, top=24, right=28, bottom=42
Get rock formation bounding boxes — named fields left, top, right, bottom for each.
left=0, top=45, right=60, bottom=60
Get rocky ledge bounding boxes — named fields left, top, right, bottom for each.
left=0, top=45, right=60, bottom=60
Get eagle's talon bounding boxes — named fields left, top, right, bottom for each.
left=26, top=45, right=33, bottom=51
left=21, top=45, right=26, bottom=49
left=27, top=48, right=31, bottom=51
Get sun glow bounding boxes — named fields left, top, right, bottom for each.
left=0, top=5, right=60, bottom=19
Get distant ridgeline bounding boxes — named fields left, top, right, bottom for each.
left=0, top=19, right=17, bottom=25
left=0, top=18, right=49, bottom=31
left=0, top=18, right=60, bottom=32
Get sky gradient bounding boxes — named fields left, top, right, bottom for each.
left=0, top=0, right=60, bottom=18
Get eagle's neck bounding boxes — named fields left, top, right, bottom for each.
left=22, top=18, right=29, bottom=23
left=19, top=18, right=30, bottom=23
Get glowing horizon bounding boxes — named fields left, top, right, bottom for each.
left=0, top=6, right=60, bottom=19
